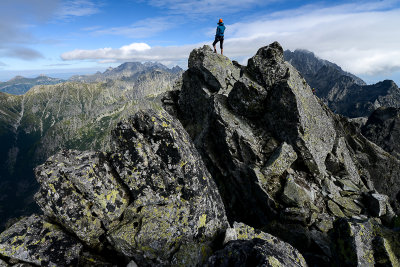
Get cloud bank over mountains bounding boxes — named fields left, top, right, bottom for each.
left=62, top=1, right=400, bottom=77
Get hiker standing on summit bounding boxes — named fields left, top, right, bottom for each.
left=213, top=19, right=226, bottom=55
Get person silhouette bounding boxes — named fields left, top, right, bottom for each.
left=213, top=18, right=226, bottom=55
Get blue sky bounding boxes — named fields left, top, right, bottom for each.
left=1, top=0, right=400, bottom=85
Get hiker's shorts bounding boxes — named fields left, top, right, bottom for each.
left=213, top=36, right=224, bottom=49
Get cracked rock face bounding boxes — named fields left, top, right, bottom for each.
left=107, top=109, right=228, bottom=265
left=208, top=222, right=308, bottom=267
left=34, top=150, right=130, bottom=249
left=362, top=107, right=400, bottom=159
left=32, top=108, right=228, bottom=266
left=0, top=214, right=83, bottom=266
left=332, top=218, right=400, bottom=266
left=2, top=42, right=400, bottom=267
left=215, top=222, right=307, bottom=267
left=169, top=41, right=400, bottom=265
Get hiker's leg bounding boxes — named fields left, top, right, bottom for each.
left=212, top=38, right=218, bottom=53
left=220, top=38, right=224, bottom=55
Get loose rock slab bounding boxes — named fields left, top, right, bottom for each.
left=0, top=214, right=82, bottom=266
left=34, top=150, right=130, bottom=248
left=209, top=222, right=307, bottom=267
left=108, top=109, right=229, bottom=266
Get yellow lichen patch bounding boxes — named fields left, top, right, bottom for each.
left=180, top=161, right=187, bottom=168
left=236, top=226, right=252, bottom=240
left=48, top=183, right=57, bottom=194
left=268, top=256, right=282, bottom=267
left=106, top=189, right=119, bottom=202
left=198, top=214, right=207, bottom=228
left=382, top=238, right=400, bottom=266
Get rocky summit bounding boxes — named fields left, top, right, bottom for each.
left=165, top=41, right=400, bottom=265
left=0, top=42, right=400, bottom=266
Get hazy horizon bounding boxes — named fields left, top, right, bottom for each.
left=1, top=0, right=400, bottom=86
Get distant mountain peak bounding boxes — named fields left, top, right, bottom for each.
left=1, top=75, right=65, bottom=95
left=284, top=49, right=400, bottom=118
left=9, top=75, right=25, bottom=82
left=69, top=61, right=183, bottom=83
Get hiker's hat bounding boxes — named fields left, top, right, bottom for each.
left=219, top=18, right=223, bottom=23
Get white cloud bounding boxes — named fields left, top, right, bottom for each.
left=0, top=0, right=101, bottom=61
left=143, top=0, right=274, bottom=15
left=61, top=41, right=201, bottom=67
left=61, top=43, right=153, bottom=60
left=91, top=17, right=177, bottom=38
left=0, top=0, right=59, bottom=60
left=223, top=3, right=400, bottom=76
left=61, top=1, right=400, bottom=76
left=57, top=0, right=101, bottom=19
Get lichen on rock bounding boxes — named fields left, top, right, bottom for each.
left=0, top=214, right=82, bottom=266
left=208, top=222, right=307, bottom=267
left=108, top=109, right=229, bottom=265
left=34, top=150, right=130, bottom=248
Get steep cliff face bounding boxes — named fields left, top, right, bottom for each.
left=284, top=49, right=366, bottom=88
left=284, top=49, right=400, bottom=118
left=1, top=42, right=400, bottom=266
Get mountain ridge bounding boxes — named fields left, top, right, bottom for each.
left=69, top=61, right=182, bottom=83
left=1, top=62, right=183, bottom=96
left=0, top=75, right=65, bottom=95
left=1, top=42, right=399, bottom=266
left=0, top=63, right=182, bottom=229
left=284, top=49, right=400, bottom=117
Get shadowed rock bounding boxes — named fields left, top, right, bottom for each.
left=34, top=150, right=130, bottom=249
left=2, top=42, right=400, bottom=266
left=0, top=215, right=82, bottom=266
left=284, top=49, right=400, bottom=118
left=107, top=109, right=228, bottom=265
left=332, top=218, right=400, bottom=266
left=32, top=108, right=228, bottom=266
left=362, top=107, right=400, bottom=159
left=167, top=41, right=400, bottom=265
left=208, top=222, right=307, bottom=267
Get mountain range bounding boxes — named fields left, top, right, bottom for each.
left=0, top=62, right=182, bottom=229
left=284, top=49, right=400, bottom=117
left=1, top=62, right=183, bottom=96
left=3, top=53, right=400, bottom=120
left=0, top=75, right=65, bottom=95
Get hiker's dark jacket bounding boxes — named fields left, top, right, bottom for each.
left=215, top=22, right=226, bottom=37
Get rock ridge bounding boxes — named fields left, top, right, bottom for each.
left=1, top=42, right=400, bottom=266
left=165, top=41, right=400, bottom=265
